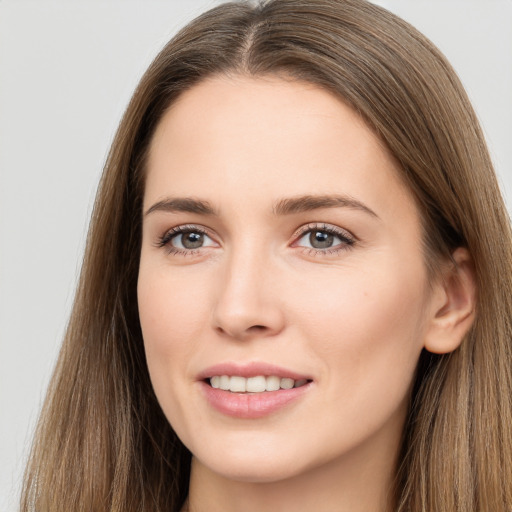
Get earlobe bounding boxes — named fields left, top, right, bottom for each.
left=424, top=248, right=477, bottom=354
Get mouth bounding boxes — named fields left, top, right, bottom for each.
left=198, top=363, right=313, bottom=419
left=207, top=375, right=311, bottom=393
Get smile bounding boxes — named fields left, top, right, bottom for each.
left=209, top=375, right=310, bottom=393
left=198, top=363, right=313, bottom=418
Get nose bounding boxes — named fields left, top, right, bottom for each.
left=211, top=248, right=285, bottom=341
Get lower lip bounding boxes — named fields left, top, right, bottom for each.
left=200, top=381, right=312, bottom=419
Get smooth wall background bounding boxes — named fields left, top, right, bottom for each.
left=1, top=1, right=511, bottom=510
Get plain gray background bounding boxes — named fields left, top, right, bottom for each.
left=1, top=1, right=511, bottom=510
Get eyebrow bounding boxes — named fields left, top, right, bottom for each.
left=144, top=197, right=218, bottom=216
left=273, top=194, right=379, bottom=218
left=144, top=194, right=379, bottom=219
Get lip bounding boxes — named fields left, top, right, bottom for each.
left=197, top=362, right=312, bottom=381
left=197, top=362, right=313, bottom=419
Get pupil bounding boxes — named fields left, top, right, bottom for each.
left=183, top=232, right=204, bottom=249
left=310, top=231, right=334, bottom=249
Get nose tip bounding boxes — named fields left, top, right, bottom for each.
left=211, top=258, right=285, bottom=341
left=215, top=322, right=275, bottom=340
left=213, top=298, right=284, bottom=341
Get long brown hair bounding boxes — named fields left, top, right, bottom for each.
left=21, top=1, right=512, bottom=510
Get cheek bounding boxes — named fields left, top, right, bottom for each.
left=137, top=268, right=213, bottom=443
left=278, top=264, right=428, bottom=459
left=293, top=259, right=426, bottom=335
left=137, top=265, right=209, bottom=397
left=288, top=259, right=429, bottom=394
left=138, top=258, right=212, bottom=339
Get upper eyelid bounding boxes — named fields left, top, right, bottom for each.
left=165, top=224, right=213, bottom=236
left=292, top=222, right=356, bottom=241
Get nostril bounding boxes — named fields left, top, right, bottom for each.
left=215, top=324, right=268, bottom=339
left=244, top=325, right=269, bottom=335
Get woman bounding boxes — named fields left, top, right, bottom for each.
left=21, top=0, right=512, bottom=511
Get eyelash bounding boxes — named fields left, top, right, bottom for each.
left=155, top=222, right=356, bottom=257
left=291, top=223, right=356, bottom=256
left=155, top=224, right=214, bottom=256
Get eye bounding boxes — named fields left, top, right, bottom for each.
left=171, top=230, right=213, bottom=249
left=303, top=230, right=336, bottom=249
left=293, top=223, right=355, bottom=252
left=157, top=225, right=217, bottom=253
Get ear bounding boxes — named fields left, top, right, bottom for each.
left=423, top=247, right=477, bottom=354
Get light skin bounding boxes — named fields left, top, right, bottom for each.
left=137, top=75, right=476, bottom=512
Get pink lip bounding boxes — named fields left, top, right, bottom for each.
left=197, top=362, right=311, bottom=381
left=197, top=362, right=313, bottom=419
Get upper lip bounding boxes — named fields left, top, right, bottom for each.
left=197, top=362, right=312, bottom=381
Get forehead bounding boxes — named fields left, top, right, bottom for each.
left=145, top=74, right=416, bottom=223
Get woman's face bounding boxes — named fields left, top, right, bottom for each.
left=138, top=75, right=439, bottom=483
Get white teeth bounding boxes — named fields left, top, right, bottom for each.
left=209, top=375, right=309, bottom=393
left=219, top=375, right=230, bottom=390
left=246, top=376, right=267, bottom=392
left=229, top=376, right=246, bottom=392
left=280, top=378, right=294, bottom=390
left=266, top=375, right=281, bottom=391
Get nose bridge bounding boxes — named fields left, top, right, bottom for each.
left=212, top=237, right=283, bottom=339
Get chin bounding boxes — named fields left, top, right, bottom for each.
left=198, top=456, right=306, bottom=484
left=188, top=435, right=312, bottom=484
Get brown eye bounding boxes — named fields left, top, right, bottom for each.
left=309, top=231, right=334, bottom=249
left=175, top=231, right=204, bottom=249
left=164, top=228, right=216, bottom=251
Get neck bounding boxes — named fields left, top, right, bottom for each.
left=185, top=424, right=401, bottom=512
